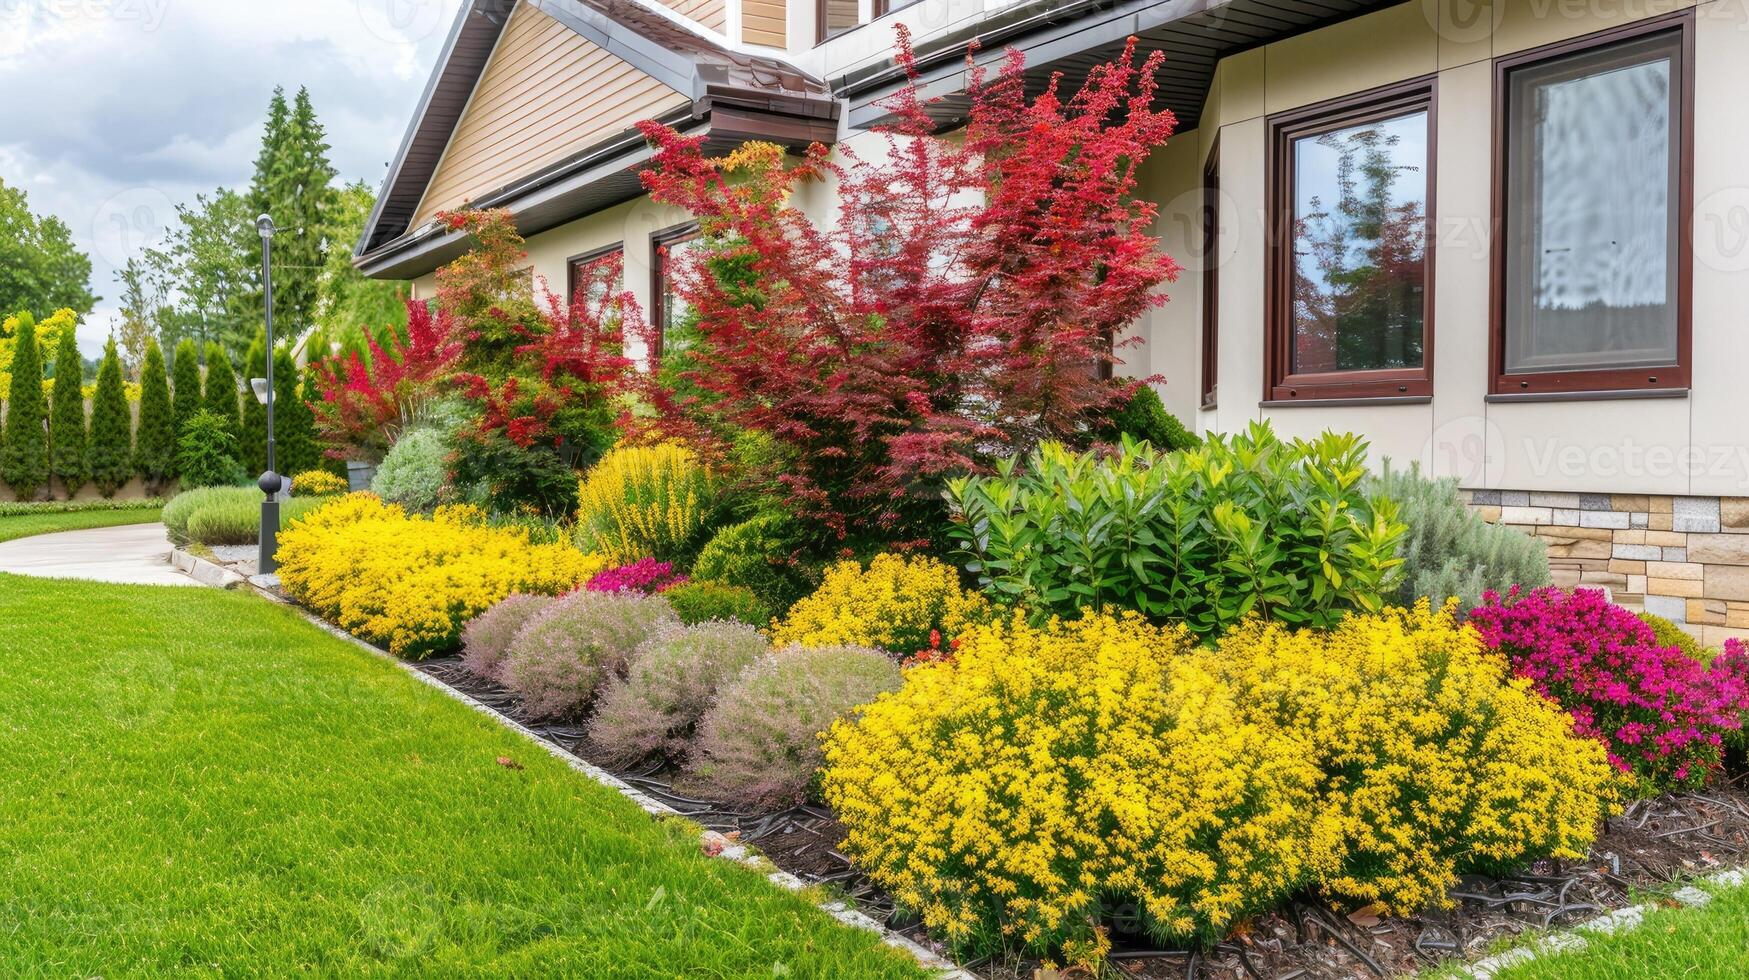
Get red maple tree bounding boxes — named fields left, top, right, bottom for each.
left=630, top=29, right=1180, bottom=546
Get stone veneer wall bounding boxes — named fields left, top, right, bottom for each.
left=1462, top=490, right=1749, bottom=647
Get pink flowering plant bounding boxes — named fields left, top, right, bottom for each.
left=584, top=558, right=688, bottom=595
left=1469, top=586, right=1749, bottom=794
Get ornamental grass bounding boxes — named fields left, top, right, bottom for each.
left=276, top=493, right=606, bottom=658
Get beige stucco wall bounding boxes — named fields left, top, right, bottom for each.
left=1141, top=0, right=1748, bottom=499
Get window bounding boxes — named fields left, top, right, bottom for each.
left=817, top=0, right=859, bottom=43
left=566, top=243, right=623, bottom=310
left=1266, top=78, right=1435, bottom=401
left=650, top=222, right=701, bottom=359
left=1492, top=16, right=1692, bottom=395
left=1200, top=143, right=1220, bottom=409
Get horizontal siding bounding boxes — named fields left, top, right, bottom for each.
left=414, top=1, right=689, bottom=225
left=743, top=0, right=786, bottom=47
left=658, top=0, right=727, bottom=32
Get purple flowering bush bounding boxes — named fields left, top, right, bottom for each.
left=1469, top=586, right=1748, bottom=793
left=500, top=590, right=681, bottom=719
left=461, top=593, right=554, bottom=683
left=585, top=558, right=688, bottom=595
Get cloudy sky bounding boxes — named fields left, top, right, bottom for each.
left=0, top=0, right=465, bottom=355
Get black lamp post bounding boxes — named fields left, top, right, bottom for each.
left=254, top=213, right=282, bottom=574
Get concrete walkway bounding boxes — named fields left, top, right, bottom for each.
left=0, top=522, right=195, bottom=586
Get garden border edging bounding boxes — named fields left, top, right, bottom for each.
left=190, top=554, right=973, bottom=980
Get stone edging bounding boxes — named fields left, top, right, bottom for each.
left=170, top=548, right=973, bottom=980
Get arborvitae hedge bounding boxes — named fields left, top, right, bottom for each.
left=87, top=339, right=133, bottom=497
left=0, top=314, right=49, bottom=500
left=202, top=341, right=243, bottom=446
left=241, top=332, right=267, bottom=476
left=171, top=338, right=202, bottom=443
left=135, top=339, right=178, bottom=489
left=274, top=346, right=318, bottom=476
left=48, top=325, right=87, bottom=497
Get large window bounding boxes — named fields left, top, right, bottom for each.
left=1267, top=79, right=1435, bottom=401
left=650, top=222, right=701, bottom=359
left=566, top=243, right=623, bottom=311
left=817, top=0, right=859, bottom=42
left=1200, top=143, right=1220, bottom=410
left=1493, top=16, right=1691, bottom=395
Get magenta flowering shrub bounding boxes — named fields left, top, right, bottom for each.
left=1469, top=587, right=1748, bottom=793
left=585, top=558, right=688, bottom=595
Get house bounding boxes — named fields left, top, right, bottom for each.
left=356, top=0, right=1749, bottom=641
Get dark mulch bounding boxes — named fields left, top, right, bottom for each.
left=411, top=652, right=1749, bottom=979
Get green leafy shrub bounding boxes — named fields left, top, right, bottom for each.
left=461, top=593, right=555, bottom=683
left=86, top=340, right=133, bottom=497
left=135, top=340, right=177, bottom=489
left=500, top=590, right=681, bottom=719
left=176, top=410, right=243, bottom=490
left=692, top=514, right=815, bottom=613
left=48, top=326, right=87, bottom=497
left=687, top=645, right=902, bottom=809
left=163, top=484, right=325, bottom=546
left=588, top=620, right=769, bottom=767
left=661, top=581, right=771, bottom=627
left=1100, top=383, right=1198, bottom=451
left=1, top=311, right=48, bottom=500
left=371, top=427, right=449, bottom=512
left=946, top=422, right=1407, bottom=638
left=1370, top=461, right=1550, bottom=608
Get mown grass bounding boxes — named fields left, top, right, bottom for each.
left=0, top=569, right=927, bottom=977
left=1488, top=881, right=1749, bottom=979
left=0, top=506, right=161, bottom=544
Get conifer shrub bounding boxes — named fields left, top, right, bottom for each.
left=289, top=469, right=347, bottom=496
left=201, top=342, right=243, bottom=444
left=0, top=311, right=48, bottom=500
left=1370, top=461, right=1550, bottom=608
left=176, top=410, right=243, bottom=489
left=574, top=442, right=716, bottom=564
left=241, top=333, right=267, bottom=475
left=370, top=426, right=449, bottom=512
left=274, top=347, right=320, bottom=477
left=1100, top=383, right=1199, bottom=451
left=134, top=340, right=177, bottom=489
left=499, top=590, right=681, bottom=719
left=661, top=581, right=770, bottom=627
left=170, top=338, right=202, bottom=441
left=86, top=339, right=133, bottom=497
left=1641, top=612, right=1709, bottom=662
left=587, top=620, right=769, bottom=767
left=460, top=593, right=555, bottom=683
left=48, top=326, right=87, bottom=497
left=691, top=513, right=815, bottom=613
left=688, top=644, right=901, bottom=809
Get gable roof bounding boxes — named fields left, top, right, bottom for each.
left=356, top=0, right=835, bottom=275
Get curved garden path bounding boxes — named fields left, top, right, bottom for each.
left=0, top=522, right=194, bottom=586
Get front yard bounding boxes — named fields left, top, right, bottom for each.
left=0, top=554, right=923, bottom=977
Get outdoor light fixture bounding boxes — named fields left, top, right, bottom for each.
left=255, top=213, right=282, bottom=575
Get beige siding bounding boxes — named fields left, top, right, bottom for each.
left=657, top=0, right=727, bottom=32
left=743, top=0, right=786, bottom=47
left=413, top=1, right=689, bottom=225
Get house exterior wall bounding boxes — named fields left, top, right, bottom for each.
left=657, top=0, right=728, bottom=32
left=742, top=0, right=787, bottom=47
left=411, top=1, right=689, bottom=226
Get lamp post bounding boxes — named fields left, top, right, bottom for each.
left=254, top=213, right=282, bottom=574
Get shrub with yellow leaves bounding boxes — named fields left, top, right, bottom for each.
left=575, top=442, right=716, bottom=565
left=771, top=553, right=990, bottom=656
left=277, top=493, right=608, bottom=658
left=1204, top=602, right=1619, bottom=915
left=290, top=469, right=349, bottom=496
left=821, top=611, right=1326, bottom=964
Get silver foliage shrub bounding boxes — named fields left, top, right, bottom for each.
left=1371, top=461, right=1551, bottom=609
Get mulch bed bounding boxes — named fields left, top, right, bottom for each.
left=411, top=650, right=1749, bottom=979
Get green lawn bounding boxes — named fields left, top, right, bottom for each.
left=0, top=549, right=927, bottom=975
left=0, top=506, right=161, bottom=543
left=1489, top=881, right=1749, bottom=980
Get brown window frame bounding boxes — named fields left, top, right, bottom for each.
left=1200, top=139, right=1220, bottom=410
left=650, top=221, right=701, bottom=360
left=816, top=0, right=860, bottom=44
left=565, top=242, right=624, bottom=311
left=1265, top=75, right=1438, bottom=403
left=1487, top=13, right=1694, bottom=398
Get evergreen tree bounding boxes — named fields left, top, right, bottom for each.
left=170, top=337, right=202, bottom=441
left=48, top=325, right=87, bottom=497
left=202, top=341, right=243, bottom=446
left=0, top=312, right=48, bottom=499
left=87, top=338, right=132, bottom=497
left=241, top=331, right=268, bottom=475
left=135, top=339, right=177, bottom=490
left=274, top=346, right=319, bottom=476
left=243, top=86, right=338, bottom=340
left=177, top=409, right=243, bottom=489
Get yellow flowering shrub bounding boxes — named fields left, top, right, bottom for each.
left=1203, top=603, right=1619, bottom=914
left=277, top=493, right=607, bottom=658
left=821, top=612, right=1326, bottom=963
left=771, top=553, right=991, bottom=655
left=290, top=469, right=348, bottom=496
left=575, top=442, right=715, bottom=564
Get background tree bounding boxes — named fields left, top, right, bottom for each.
left=48, top=326, right=87, bottom=497
left=114, top=257, right=167, bottom=377
left=316, top=180, right=408, bottom=349
left=243, top=87, right=338, bottom=341
left=0, top=178, right=96, bottom=321
left=135, top=340, right=177, bottom=491
left=202, top=341, right=243, bottom=446
left=1, top=307, right=74, bottom=394
left=143, top=189, right=256, bottom=362
left=1, top=314, right=49, bottom=500
left=170, top=338, right=203, bottom=442
left=87, top=339, right=133, bottom=497
left=241, top=331, right=268, bottom=475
